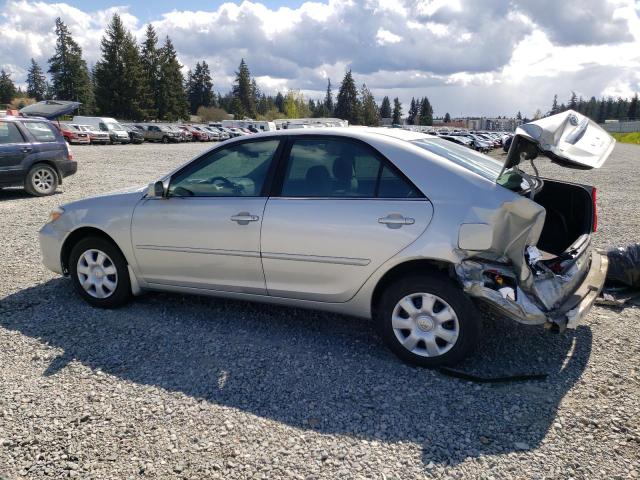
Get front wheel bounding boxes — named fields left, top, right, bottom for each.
left=24, top=164, right=58, bottom=196
left=375, top=273, right=480, bottom=367
left=69, top=236, right=132, bottom=308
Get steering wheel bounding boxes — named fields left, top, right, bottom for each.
left=207, top=176, right=244, bottom=193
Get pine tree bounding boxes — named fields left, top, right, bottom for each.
left=380, top=96, right=391, bottom=119
left=335, top=70, right=360, bottom=124
left=444, top=112, right=451, bottom=123
left=0, top=70, right=16, bottom=104
left=360, top=84, right=379, bottom=126
left=157, top=36, right=189, bottom=121
left=231, top=59, right=256, bottom=119
left=407, top=97, right=417, bottom=125
left=274, top=92, right=284, bottom=113
left=48, top=18, right=94, bottom=112
left=550, top=94, right=559, bottom=115
left=628, top=93, right=639, bottom=120
left=418, top=97, right=433, bottom=126
left=186, top=61, right=214, bottom=114
left=324, top=79, right=334, bottom=116
left=516, top=111, right=522, bottom=120
left=93, top=14, right=147, bottom=119
left=140, top=24, right=161, bottom=118
left=568, top=91, right=578, bottom=110
left=392, top=98, right=402, bottom=124
left=597, top=98, right=606, bottom=124
left=26, top=59, right=47, bottom=101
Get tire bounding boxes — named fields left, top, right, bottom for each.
left=69, top=236, right=132, bottom=309
left=162, top=136, right=169, bottom=144
left=375, top=273, right=481, bottom=367
left=24, top=164, right=59, bottom=196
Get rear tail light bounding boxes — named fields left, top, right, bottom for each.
left=592, top=187, right=598, bottom=232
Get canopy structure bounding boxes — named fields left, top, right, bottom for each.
left=19, top=100, right=81, bottom=120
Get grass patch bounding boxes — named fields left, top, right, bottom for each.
left=612, top=132, right=640, bottom=144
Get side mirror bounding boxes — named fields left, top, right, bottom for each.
left=147, top=181, right=165, bottom=198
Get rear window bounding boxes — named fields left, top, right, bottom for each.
left=411, top=138, right=503, bottom=181
left=22, top=121, right=57, bottom=142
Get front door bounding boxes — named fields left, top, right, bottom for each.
left=131, top=138, right=282, bottom=294
left=261, top=136, right=433, bottom=302
left=0, top=121, right=31, bottom=183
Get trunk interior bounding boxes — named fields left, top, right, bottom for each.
left=532, top=179, right=594, bottom=256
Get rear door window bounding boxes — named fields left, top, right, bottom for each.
left=21, top=121, right=57, bottom=142
left=280, top=137, right=422, bottom=198
left=0, top=121, right=26, bottom=144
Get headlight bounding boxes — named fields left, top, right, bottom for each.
left=48, top=207, right=65, bottom=223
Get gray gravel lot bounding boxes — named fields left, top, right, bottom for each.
left=0, top=141, right=639, bottom=479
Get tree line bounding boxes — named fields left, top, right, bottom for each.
left=0, top=14, right=438, bottom=126
left=546, top=91, right=639, bottom=122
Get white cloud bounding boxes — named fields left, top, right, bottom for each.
left=0, top=0, right=638, bottom=117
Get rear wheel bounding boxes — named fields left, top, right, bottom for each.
left=375, top=273, right=480, bottom=367
left=69, top=236, right=132, bottom=308
left=162, top=136, right=169, bottom=144
left=25, top=164, right=58, bottom=196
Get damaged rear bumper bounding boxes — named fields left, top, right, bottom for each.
left=456, top=250, right=608, bottom=329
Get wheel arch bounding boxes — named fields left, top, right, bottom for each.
left=28, top=160, right=62, bottom=184
left=60, top=226, right=128, bottom=275
left=371, top=258, right=456, bottom=315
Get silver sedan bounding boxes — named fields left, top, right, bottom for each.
left=39, top=112, right=613, bottom=366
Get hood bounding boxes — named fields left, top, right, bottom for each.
left=20, top=100, right=81, bottom=119
left=504, top=110, right=615, bottom=171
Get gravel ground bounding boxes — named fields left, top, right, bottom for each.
left=0, top=141, right=639, bottom=479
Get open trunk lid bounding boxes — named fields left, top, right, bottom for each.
left=503, top=110, right=616, bottom=172
left=20, top=100, right=81, bottom=120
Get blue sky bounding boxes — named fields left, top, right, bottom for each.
left=1, top=0, right=639, bottom=116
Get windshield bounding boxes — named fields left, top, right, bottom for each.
left=411, top=138, right=503, bottom=181
left=106, top=122, right=125, bottom=132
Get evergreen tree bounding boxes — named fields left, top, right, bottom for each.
left=140, top=24, right=161, bottom=118
left=48, top=17, right=93, bottom=112
left=274, top=91, right=285, bottom=113
left=550, top=94, right=559, bottom=115
left=231, top=59, right=256, bottom=119
left=26, top=59, right=47, bottom=101
left=380, top=96, right=392, bottom=118
left=407, top=97, right=417, bottom=125
left=324, top=78, right=334, bottom=116
left=392, top=97, right=402, bottom=124
left=444, top=112, right=451, bottom=123
left=360, top=83, right=379, bottom=126
left=516, top=111, right=522, bottom=120
left=93, top=14, right=147, bottom=119
left=0, top=70, right=16, bottom=104
left=597, top=97, right=607, bottom=124
left=157, top=36, right=189, bottom=121
left=418, top=97, right=433, bottom=126
left=334, top=70, right=360, bottom=124
left=186, top=61, right=214, bottom=114
left=628, top=93, right=639, bottom=120
left=568, top=91, right=578, bottom=110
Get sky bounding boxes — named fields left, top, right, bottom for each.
left=1, top=0, right=639, bottom=117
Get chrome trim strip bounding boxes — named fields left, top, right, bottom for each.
left=261, top=252, right=370, bottom=266
left=136, top=245, right=260, bottom=258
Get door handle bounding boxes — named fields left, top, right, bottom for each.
left=230, top=212, right=260, bottom=225
left=21, top=147, right=33, bottom=153
left=378, top=214, right=415, bottom=229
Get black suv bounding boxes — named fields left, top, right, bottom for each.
left=0, top=116, right=77, bottom=196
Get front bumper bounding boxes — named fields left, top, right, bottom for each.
left=458, top=250, right=608, bottom=329
left=39, top=223, right=65, bottom=275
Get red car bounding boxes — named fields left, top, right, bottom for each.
left=180, top=125, right=209, bottom=142
left=56, top=123, right=90, bottom=145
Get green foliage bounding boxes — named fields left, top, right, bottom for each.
left=283, top=90, right=310, bottom=118
left=380, top=96, right=391, bottom=119
left=444, top=112, right=451, bottom=123
left=392, top=97, right=402, bottom=124
left=140, top=24, right=161, bottom=118
left=612, top=132, right=640, bottom=144
left=48, top=18, right=94, bottom=113
left=360, top=83, right=379, bottom=126
left=186, top=61, right=215, bottom=114
left=335, top=70, right=360, bottom=125
left=231, top=59, right=256, bottom=119
left=156, top=37, right=189, bottom=121
left=0, top=70, right=16, bottom=104
left=418, top=97, right=433, bottom=126
left=324, top=78, right=334, bottom=116
left=26, top=59, right=47, bottom=101
left=93, top=14, right=148, bottom=120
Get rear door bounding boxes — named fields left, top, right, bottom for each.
left=261, top=136, right=433, bottom=302
left=0, top=121, right=31, bottom=183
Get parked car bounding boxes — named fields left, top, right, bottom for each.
left=57, top=123, right=90, bottom=145
left=38, top=111, right=613, bottom=366
left=0, top=116, right=76, bottom=196
left=179, top=125, right=205, bottom=142
left=75, top=124, right=110, bottom=145
left=120, top=124, right=145, bottom=144
left=72, top=116, right=130, bottom=144
left=171, top=125, right=192, bottom=142
left=202, top=127, right=222, bottom=141
left=136, top=124, right=181, bottom=143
